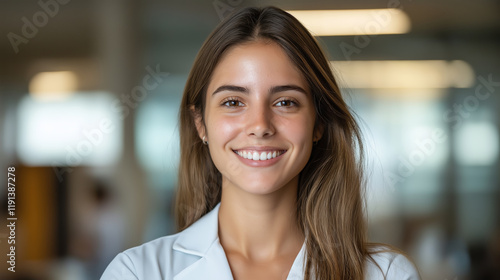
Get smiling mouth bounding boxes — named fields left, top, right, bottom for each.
left=233, top=150, right=287, bottom=161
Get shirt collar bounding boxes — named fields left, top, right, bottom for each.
left=172, top=203, right=306, bottom=280
left=172, top=203, right=221, bottom=257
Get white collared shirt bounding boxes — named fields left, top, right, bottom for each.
left=101, top=204, right=420, bottom=280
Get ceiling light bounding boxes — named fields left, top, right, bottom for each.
left=287, top=9, right=411, bottom=36
left=331, top=60, right=475, bottom=89
left=29, top=71, right=78, bottom=101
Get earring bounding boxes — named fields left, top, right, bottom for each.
left=202, top=136, right=208, bottom=145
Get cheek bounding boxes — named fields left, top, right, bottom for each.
left=207, top=114, right=241, bottom=145
left=205, top=115, right=243, bottom=177
left=280, top=114, right=316, bottom=144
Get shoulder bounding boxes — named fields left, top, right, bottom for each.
left=364, top=250, right=421, bottom=280
left=100, top=233, right=198, bottom=280
left=100, top=205, right=222, bottom=280
left=101, top=233, right=200, bottom=280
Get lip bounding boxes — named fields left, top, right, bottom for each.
left=232, top=146, right=287, bottom=167
left=233, top=146, right=286, bottom=151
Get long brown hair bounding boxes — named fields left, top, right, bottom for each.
left=177, top=6, right=372, bottom=279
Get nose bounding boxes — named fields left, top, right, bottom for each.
left=245, top=103, right=275, bottom=138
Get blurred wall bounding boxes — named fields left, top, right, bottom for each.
left=0, top=0, right=499, bottom=279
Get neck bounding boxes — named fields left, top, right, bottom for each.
left=218, top=178, right=304, bottom=262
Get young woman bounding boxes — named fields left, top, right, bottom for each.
left=102, top=6, right=420, bottom=280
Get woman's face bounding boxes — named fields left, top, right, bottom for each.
left=197, top=40, right=321, bottom=195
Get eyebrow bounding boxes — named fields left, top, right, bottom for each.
left=211, top=84, right=308, bottom=96
left=270, top=85, right=307, bottom=95
left=212, top=85, right=248, bottom=95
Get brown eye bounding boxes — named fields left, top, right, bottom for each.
left=275, top=99, right=297, bottom=107
left=222, top=98, right=244, bottom=107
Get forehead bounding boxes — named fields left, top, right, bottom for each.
left=207, top=40, right=308, bottom=92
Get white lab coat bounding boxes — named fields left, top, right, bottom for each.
left=101, top=203, right=420, bottom=279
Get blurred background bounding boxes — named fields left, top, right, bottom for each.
left=0, top=0, right=499, bottom=279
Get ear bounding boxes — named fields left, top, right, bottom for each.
left=313, top=123, right=324, bottom=142
left=190, top=105, right=206, bottom=140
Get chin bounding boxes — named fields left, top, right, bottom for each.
left=242, top=185, right=280, bottom=195
left=233, top=178, right=291, bottom=196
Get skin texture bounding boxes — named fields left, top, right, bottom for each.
left=195, top=40, right=322, bottom=280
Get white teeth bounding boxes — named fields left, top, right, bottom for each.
left=252, top=151, right=259, bottom=160
left=260, top=152, right=267, bottom=160
left=235, top=150, right=285, bottom=161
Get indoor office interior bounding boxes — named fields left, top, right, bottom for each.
left=0, top=0, right=499, bottom=279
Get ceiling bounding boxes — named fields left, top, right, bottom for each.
left=0, top=0, right=498, bottom=89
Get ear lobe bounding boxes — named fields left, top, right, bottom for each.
left=313, top=123, right=324, bottom=142
left=190, top=105, right=206, bottom=140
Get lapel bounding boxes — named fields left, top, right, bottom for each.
left=172, top=204, right=233, bottom=280
left=171, top=203, right=306, bottom=280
